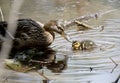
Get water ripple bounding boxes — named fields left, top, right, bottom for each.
left=50, top=18, right=120, bottom=82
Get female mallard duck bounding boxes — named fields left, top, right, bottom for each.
left=0, top=19, right=69, bottom=51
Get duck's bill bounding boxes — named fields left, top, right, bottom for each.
left=61, top=32, right=72, bottom=43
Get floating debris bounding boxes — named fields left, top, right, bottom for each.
left=75, top=20, right=92, bottom=31
left=5, top=59, right=36, bottom=72
left=99, top=25, right=105, bottom=32
left=63, top=9, right=117, bottom=27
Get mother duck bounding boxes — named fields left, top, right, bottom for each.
left=0, top=19, right=68, bottom=51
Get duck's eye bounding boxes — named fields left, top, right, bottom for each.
left=51, top=25, right=57, bottom=29
left=57, top=26, right=64, bottom=31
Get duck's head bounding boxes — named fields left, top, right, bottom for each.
left=43, top=20, right=71, bottom=42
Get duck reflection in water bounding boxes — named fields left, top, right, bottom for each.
left=6, top=47, right=68, bottom=73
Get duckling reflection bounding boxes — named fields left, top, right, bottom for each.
left=46, top=55, right=68, bottom=73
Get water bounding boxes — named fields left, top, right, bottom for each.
left=0, top=0, right=120, bottom=83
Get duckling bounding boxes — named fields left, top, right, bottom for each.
left=80, top=40, right=96, bottom=50
left=72, top=40, right=96, bottom=50
left=72, top=41, right=81, bottom=50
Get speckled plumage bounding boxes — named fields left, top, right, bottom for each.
left=13, top=19, right=53, bottom=50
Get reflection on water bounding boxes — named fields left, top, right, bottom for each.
left=0, top=0, right=120, bottom=83
left=9, top=47, right=68, bottom=73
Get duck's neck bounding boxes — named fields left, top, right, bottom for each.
left=44, top=31, right=55, bottom=45
left=43, top=21, right=56, bottom=45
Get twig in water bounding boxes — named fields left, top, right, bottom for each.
left=111, top=65, right=118, bottom=73
left=64, top=9, right=117, bottom=27
left=36, top=70, right=50, bottom=80
left=75, top=20, right=92, bottom=30
left=109, top=57, right=118, bottom=73
left=2, top=76, right=8, bottom=83
left=113, top=74, right=120, bottom=83
left=0, top=7, right=4, bottom=21
left=110, top=57, right=118, bottom=66
left=0, top=6, right=15, bottom=40
left=29, top=59, right=49, bottom=64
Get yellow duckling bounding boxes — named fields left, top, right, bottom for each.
left=72, top=41, right=81, bottom=50
left=72, top=40, right=96, bottom=51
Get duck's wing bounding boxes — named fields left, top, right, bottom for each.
left=13, top=19, right=49, bottom=49
left=16, top=19, right=45, bottom=33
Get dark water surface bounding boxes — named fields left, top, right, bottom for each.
left=0, top=0, right=120, bottom=83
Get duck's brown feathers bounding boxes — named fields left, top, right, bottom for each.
left=0, top=19, right=55, bottom=51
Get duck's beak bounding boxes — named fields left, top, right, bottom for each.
left=61, top=31, right=72, bottom=43
left=56, top=24, right=72, bottom=43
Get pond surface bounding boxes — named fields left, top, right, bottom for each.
left=0, top=0, right=120, bottom=83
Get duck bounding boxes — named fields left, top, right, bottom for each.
left=0, top=19, right=69, bottom=51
